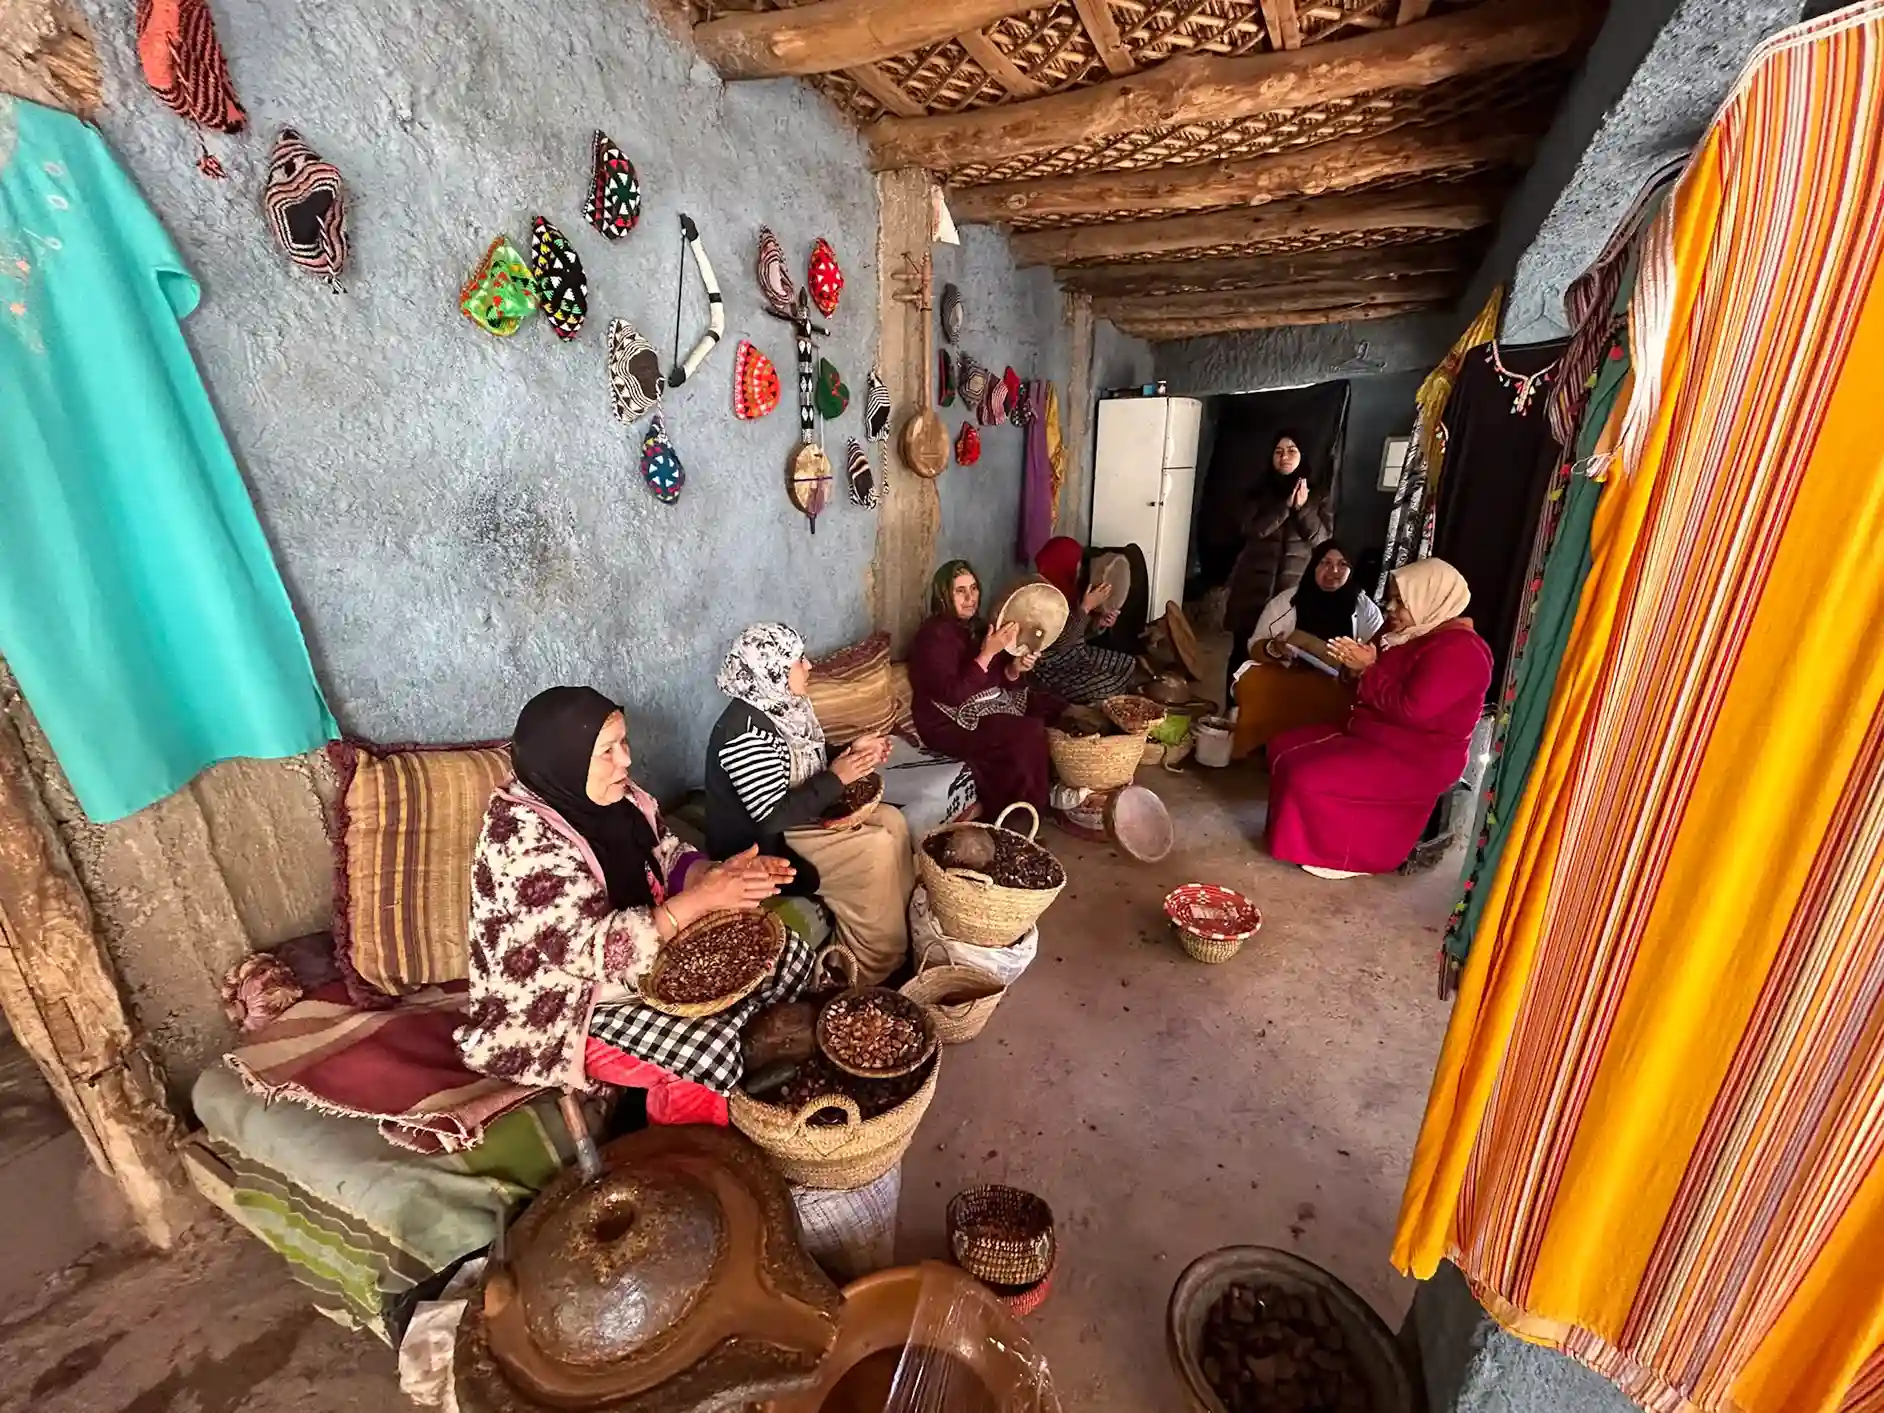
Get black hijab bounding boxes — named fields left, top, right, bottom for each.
left=1292, top=540, right=1364, bottom=642
left=1257, top=429, right=1310, bottom=504
left=511, top=686, right=659, bottom=910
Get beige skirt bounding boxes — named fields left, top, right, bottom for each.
left=787, top=804, right=915, bottom=986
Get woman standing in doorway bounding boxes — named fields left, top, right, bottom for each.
left=1223, top=432, right=1331, bottom=700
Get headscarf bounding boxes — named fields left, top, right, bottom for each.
left=1034, top=536, right=1083, bottom=606
left=1291, top=540, right=1365, bottom=641
left=930, top=559, right=984, bottom=636
left=1382, top=558, right=1471, bottom=646
left=511, top=687, right=659, bottom=910
left=717, top=624, right=827, bottom=786
left=1258, top=428, right=1310, bottom=504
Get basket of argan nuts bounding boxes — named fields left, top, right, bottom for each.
left=815, top=987, right=938, bottom=1080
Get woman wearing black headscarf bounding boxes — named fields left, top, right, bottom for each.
left=1229, top=541, right=1382, bottom=761
left=457, top=686, right=793, bottom=1102
left=1222, top=431, right=1331, bottom=698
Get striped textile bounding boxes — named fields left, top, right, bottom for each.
left=717, top=722, right=792, bottom=823
left=134, top=0, right=246, bottom=134
left=1394, top=9, right=1884, bottom=1413
left=332, top=741, right=512, bottom=995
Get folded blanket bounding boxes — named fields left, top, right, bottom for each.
left=224, top=986, right=539, bottom=1154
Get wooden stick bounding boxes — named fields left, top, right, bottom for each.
left=949, top=117, right=1536, bottom=223
left=1056, top=241, right=1471, bottom=295
left=697, top=0, right=1046, bottom=78
left=1011, top=182, right=1501, bottom=266
left=845, top=63, right=926, bottom=117
left=1116, top=300, right=1445, bottom=338
left=957, top=29, right=1044, bottom=98
left=865, top=0, right=1592, bottom=171
left=1258, top=0, right=1301, bottom=50
left=1396, top=0, right=1435, bottom=23
left=1073, top=0, right=1134, bottom=76
left=1095, top=272, right=1461, bottom=320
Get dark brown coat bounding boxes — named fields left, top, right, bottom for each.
left=1224, top=491, right=1331, bottom=631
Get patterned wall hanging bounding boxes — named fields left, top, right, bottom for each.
left=808, top=237, right=843, bottom=318
left=957, top=355, right=990, bottom=416
left=640, top=413, right=685, bottom=504
left=135, top=0, right=246, bottom=177
left=755, top=226, right=795, bottom=321
left=940, top=283, right=964, bottom=344
left=846, top=438, right=877, bottom=509
left=584, top=131, right=640, bottom=239
left=938, top=351, right=956, bottom=408
left=607, top=318, right=665, bottom=422
left=733, top=339, right=780, bottom=419
left=459, top=236, right=538, bottom=336
left=261, top=129, right=347, bottom=289
left=669, top=213, right=722, bottom=387
left=865, top=369, right=891, bottom=442
left=982, top=369, right=1009, bottom=426
left=529, top=216, right=587, bottom=340
left=955, top=422, right=980, bottom=467
left=814, top=358, right=849, bottom=420
left=1011, top=376, right=1034, bottom=429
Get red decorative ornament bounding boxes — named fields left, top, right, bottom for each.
left=955, top=421, right=981, bottom=466
left=733, top=339, right=781, bottom=419
left=808, top=237, right=843, bottom=318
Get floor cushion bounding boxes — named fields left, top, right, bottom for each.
left=807, top=632, right=899, bottom=745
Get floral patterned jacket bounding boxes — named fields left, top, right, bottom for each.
left=456, top=781, right=702, bottom=1091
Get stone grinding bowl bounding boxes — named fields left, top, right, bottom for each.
left=1167, top=1247, right=1415, bottom=1413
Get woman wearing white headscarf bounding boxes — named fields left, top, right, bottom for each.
left=705, top=623, right=915, bottom=983
left=1264, top=559, right=1492, bottom=879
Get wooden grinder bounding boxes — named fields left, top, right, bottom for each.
left=892, top=252, right=947, bottom=479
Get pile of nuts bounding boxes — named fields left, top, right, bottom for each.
left=649, top=914, right=779, bottom=1005
left=1199, top=1280, right=1365, bottom=1413
left=820, top=992, right=927, bottom=1073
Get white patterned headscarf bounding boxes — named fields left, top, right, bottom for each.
left=718, top=623, right=827, bottom=784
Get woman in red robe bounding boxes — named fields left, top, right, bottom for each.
left=1265, top=559, right=1491, bottom=878
left=908, top=560, right=1065, bottom=815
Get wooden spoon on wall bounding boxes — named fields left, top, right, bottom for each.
left=893, top=253, right=948, bottom=479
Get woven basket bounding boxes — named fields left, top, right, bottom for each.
left=991, top=1264, right=1055, bottom=1319
left=1164, top=884, right=1262, bottom=966
left=948, top=1185, right=1056, bottom=1287
left=820, top=772, right=884, bottom=831
left=899, top=943, right=1006, bottom=1044
left=729, top=1053, right=940, bottom=1190
left=640, top=908, right=787, bottom=1017
left=1101, top=694, right=1167, bottom=736
left=918, top=804, right=1066, bottom=947
left=1048, top=727, right=1145, bottom=791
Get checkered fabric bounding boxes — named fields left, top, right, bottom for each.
left=587, top=928, right=818, bottom=1091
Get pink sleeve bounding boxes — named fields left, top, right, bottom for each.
left=1361, top=634, right=1491, bottom=726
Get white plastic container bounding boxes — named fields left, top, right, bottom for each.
left=1192, top=716, right=1234, bottom=768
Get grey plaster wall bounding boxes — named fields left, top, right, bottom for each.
left=1336, top=369, right=1426, bottom=563
left=71, top=0, right=1071, bottom=801
left=1154, top=312, right=1459, bottom=399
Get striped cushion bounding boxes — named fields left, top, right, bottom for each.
left=332, top=742, right=512, bottom=995
left=806, top=632, right=898, bottom=745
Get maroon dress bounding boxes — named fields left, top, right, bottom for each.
left=908, top=614, right=1065, bottom=815
left=1265, top=625, right=1492, bottom=874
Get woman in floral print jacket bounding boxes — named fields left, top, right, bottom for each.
left=456, top=686, right=792, bottom=1092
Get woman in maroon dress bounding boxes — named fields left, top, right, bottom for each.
left=1265, top=559, right=1491, bottom=878
left=908, top=560, right=1066, bottom=815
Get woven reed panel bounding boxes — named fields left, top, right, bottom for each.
left=946, top=57, right=1562, bottom=184
left=1070, top=224, right=1464, bottom=266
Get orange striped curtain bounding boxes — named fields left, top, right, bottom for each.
left=1393, top=8, right=1884, bottom=1413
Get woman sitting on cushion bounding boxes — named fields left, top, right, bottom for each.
left=1029, top=535, right=1139, bottom=705
left=705, top=623, right=914, bottom=986
left=1231, top=540, right=1383, bottom=760
left=1265, top=558, right=1491, bottom=879
left=458, top=686, right=799, bottom=1123
left=909, top=559, right=1065, bottom=816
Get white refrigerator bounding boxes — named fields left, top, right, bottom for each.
left=1089, top=396, right=1203, bottom=614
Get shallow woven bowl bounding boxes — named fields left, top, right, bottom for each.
left=1163, top=884, right=1261, bottom=965
left=640, top=908, right=787, bottom=1017
left=820, top=772, right=884, bottom=831
left=816, top=986, right=939, bottom=1080
left=948, top=1185, right=1056, bottom=1288
left=1108, top=785, right=1174, bottom=863
left=994, top=579, right=1071, bottom=657
left=1167, top=1247, right=1415, bottom=1413
left=1101, top=693, right=1167, bottom=736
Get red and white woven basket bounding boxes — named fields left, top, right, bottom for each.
left=1163, top=883, right=1262, bottom=964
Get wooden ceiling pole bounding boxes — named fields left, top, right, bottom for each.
left=1395, top=0, right=1436, bottom=23
left=845, top=63, right=925, bottom=117
left=696, top=0, right=1048, bottom=79
left=1072, top=0, right=1135, bottom=76
left=1010, top=182, right=1500, bottom=266
left=1057, top=241, right=1471, bottom=296
left=1095, top=271, right=1461, bottom=321
left=865, top=0, right=1592, bottom=171
left=1117, top=300, right=1445, bottom=339
left=1258, top=0, right=1302, bottom=50
left=949, top=117, right=1535, bottom=223
left=956, top=30, right=1045, bottom=98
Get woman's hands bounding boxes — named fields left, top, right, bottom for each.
left=1289, top=478, right=1309, bottom=508
left=1081, top=582, right=1113, bottom=614
left=1004, top=650, right=1041, bottom=681
left=978, top=619, right=1021, bottom=668
left=1327, top=637, right=1378, bottom=673
left=680, top=846, right=792, bottom=921
left=832, top=734, right=891, bottom=785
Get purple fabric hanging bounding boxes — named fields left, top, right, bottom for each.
left=1017, top=380, right=1053, bottom=564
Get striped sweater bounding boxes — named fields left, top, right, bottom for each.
left=703, top=701, right=841, bottom=891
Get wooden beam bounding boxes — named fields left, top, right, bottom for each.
left=1011, top=181, right=1501, bottom=266
left=1395, top=0, right=1435, bottom=23
left=950, top=116, right=1534, bottom=223
left=1258, top=0, right=1301, bottom=49
left=866, top=0, right=1592, bottom=171
left=1117, top=300, right=1445, bottom=339
left=696, top=0, right=1046, bottom=79
left=845, top=63, right=926, bottom=117
left=1095, top=272, right=1461, bottom=321
left=957, top=28, right=1044, bottom=98
left=1058, top=241, right=1471, bottom=295
left=1073, top=0, right=1135, bottom=76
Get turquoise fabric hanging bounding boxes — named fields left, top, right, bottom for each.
left=0, top=100, right=335, bottom=821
